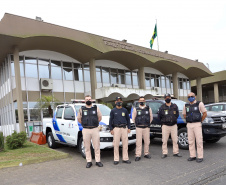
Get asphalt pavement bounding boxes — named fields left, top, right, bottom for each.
left=1, top=137, right=226, bottom=185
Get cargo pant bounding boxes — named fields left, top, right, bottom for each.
left=113, top=127, right=129, bottom=161
left=135, top=127, right=150, bottom=157
left=187, top=122, right=203, bottom=158
left=162, top=124, right=179, bottom=155
left=82, top=127, right=100, bottom=162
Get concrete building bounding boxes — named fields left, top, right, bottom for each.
left=191, top=70, right=226, bottom=104
left=0, top=13, right=212, bottom=136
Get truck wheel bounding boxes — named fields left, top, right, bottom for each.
left=205, top=138, right=221, bottom=143
left=47, top=132, right=57, bottom=149
left=178, top=128, right=189, bottom=150
left=78, top=137, right=94, bottom=159
left=128, top=144, right=136, bottom=151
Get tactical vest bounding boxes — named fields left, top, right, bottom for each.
left=135, top=106, right=150, bottom=127
left=185, top=101, right=202, bottom=123
left=159, top=103, right=178, bottom=126
left=81, top=105, right=99, bottom=128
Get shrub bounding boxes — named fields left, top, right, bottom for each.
left=6, top=131, right=27, bottom=149
left=0, top=132, right=4, bottom=151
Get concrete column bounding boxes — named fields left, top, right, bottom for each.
left=13, top=46, right=25, bottom=132
left=89, top=58, right=97, bottom=99
left=214, top=83, right=219, bottom=103
left=196, top=77, right=202, bottom=102
left=172, top=72, right=179, bottom=99
left=138, top=67, right=146, bottom=89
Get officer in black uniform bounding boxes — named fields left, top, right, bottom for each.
left=77, top=95, right=103, bottom=168
left=158, top=93, right=182, bottom=158
left=109, top=97, right=131, bottom=165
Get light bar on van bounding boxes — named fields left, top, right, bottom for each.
left=71, top=99, right=96, bottom=103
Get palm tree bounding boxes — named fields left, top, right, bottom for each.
left=35, top=95, right=60, bottom=118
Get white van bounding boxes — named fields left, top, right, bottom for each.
left=43, top=102, right=136, bottom=158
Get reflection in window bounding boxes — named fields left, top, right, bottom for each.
left=161, top=76, right=166, bottom=88
left=51, top=60, right=61, bottom=67
left=25, top=57, right=37, bottom=64
left=96, top=67, right=102, bottom=83
left=178, top=78, right=183, bottom=89
left=25, top=63, right=38, bottom=78
left=156, top=75, right=160, bottom=87
left=145, top=73, right=150, bottom=87
left=187, top=80, right=190, bottom=89
left=84, top=70, right=90, bottom=82
left=125, top=71, right=132, bottom=85
left=118, top=74, right=125, bottom=84
left=102, top=68, right=110, bottom=83
left=132, top=72, right=138, bottom=86
left=63, top=68, right=73, bottom=80
left=74, top=69, right=83, bottom=81
left=183, top=79, right=187, bottom=89
left=151, top=74, right=155, bottom=87
left=110, top=73, right=117, bottom=84
left=11, top=62, right=15, bottom=76
left=51, top=67, right=62, bottom=80
left=39, top=65, right=50, bottom=79
left=30, top=109, right=41, bottom=121
left=166, top=76, right=170, bottom=88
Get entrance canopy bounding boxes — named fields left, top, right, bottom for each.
left=0, top=13, right=212, bottom=80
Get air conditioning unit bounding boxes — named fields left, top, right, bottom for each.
left=154, top=87, right=161, bottom=93
left=40, top=78, right=53, bottom=91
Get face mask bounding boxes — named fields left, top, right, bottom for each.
left=116, top=102, right=122, bottom=107
left=86, top=100, right=92, bottom=105
left=140, top=102, right=145, bottom=106
left=165, top=98, right=171, bottom=103
left=188, top=97, right=195, bottom=103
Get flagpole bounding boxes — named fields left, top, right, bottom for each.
left=156, top=19, right=159, bottom=51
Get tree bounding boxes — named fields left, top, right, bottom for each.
left=35, top=95, right=60, bottom=118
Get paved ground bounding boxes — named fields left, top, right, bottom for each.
left=1, top=137, right=226, bottom=185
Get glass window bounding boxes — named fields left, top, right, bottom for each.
left=132, top=72, right=138, bottom=86
left=187, top=80, right=190, bottom=89
left=166, top=76, right=170, bottom=88
left=125, top=71, right=132, bottom=85
left=151, top=74, right=155, bottom=87
left=51, top=67, right=62, bottom=80
left=96, top=66, right=101, bottom=72
left=102, top=72, right=110, bottom=83
left=64, top=107, right=75, bottom=119
left=84, top=70, right=90, bottom=82
left=51, top=60, right=61, bottom=67
left=205, top=106, right=210, bottom=111
left=11, top=62, right=15, bottom=76
left=211, top=105, right=224, bottom=111
left=75, top=104, right=111, bottom=116
left=74, top=68, right=83, bottom=81
left=118, top=74, right=125, bottom=84
left=110, top=73, right=117, bottom=84
left=96, top=71, right=102, bottom=83
left=25, top=57, right=37, bottom=64
left=171, top=99, right=186, bottom=111
left=56, top=107, right=64, bottom=118
left=146, top=102, right=163, bottom=114
left=83, top=65, right=89, bottom=70
left=178, top=78, right=183, bottom=89
left=74, top=63, right=81, bottom=68
left=161, top=76, right=166, bottom=88
left=183, top=79, right=187, bottom=89
left=20, top=63, right=25, bottom=77
left=102, top=67, right=109, bottom=73
left=145, top=77, right=150, bottom=87
left=25, top=63, right=38, bottom=78
left=110, top=68, right=117, bottom=73
left=29, top=109, right=41, bottom=121
left=39, top=65, right=50, bottom=79
left=63, top=68, right=73, bottom=80
left=156, top=75, right=160, bottom=87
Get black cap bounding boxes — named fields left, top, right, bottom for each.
left=116, top=96, right=122, bottom=101
left=164, top=93, right=171, bottom=98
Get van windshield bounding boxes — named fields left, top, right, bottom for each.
left=171, top=100, right=186, bottom=111
left=74, top=104, right=111, bottom=116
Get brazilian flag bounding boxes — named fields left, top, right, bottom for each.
left=150, top=24, right=157, bottom=49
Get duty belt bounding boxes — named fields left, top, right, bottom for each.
left=83, top=126, right=98, bottom=129
left=115, top=124, right=127, bottom=128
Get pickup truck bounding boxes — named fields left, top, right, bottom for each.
left=131, top=99, right=226, bottom=149
left=43, top=101, right=136, bottom=158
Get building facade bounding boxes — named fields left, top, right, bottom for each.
left=0, top=13, right=212, bottom=136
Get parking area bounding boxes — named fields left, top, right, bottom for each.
left=1, top=137, right=226, bottom=185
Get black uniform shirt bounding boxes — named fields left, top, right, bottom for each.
left=109, top=107, right=131, bottom=131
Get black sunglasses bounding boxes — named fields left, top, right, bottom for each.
left=188, top=96, right=195, bottom=98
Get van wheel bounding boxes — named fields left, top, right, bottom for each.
left=47, top=132, right=57, bottom=149
left=78, top=137, right=94, bottom=159
left=178, top=128, right=189, bottom=150
left=128, top=144, right=136, bottom=151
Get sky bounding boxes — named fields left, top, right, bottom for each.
left=1, top=0, right=226, bottom=73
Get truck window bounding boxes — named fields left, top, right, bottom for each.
left=56, top=107, right=64, bottom=118
left=64, top=106, right=75, bottom=119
